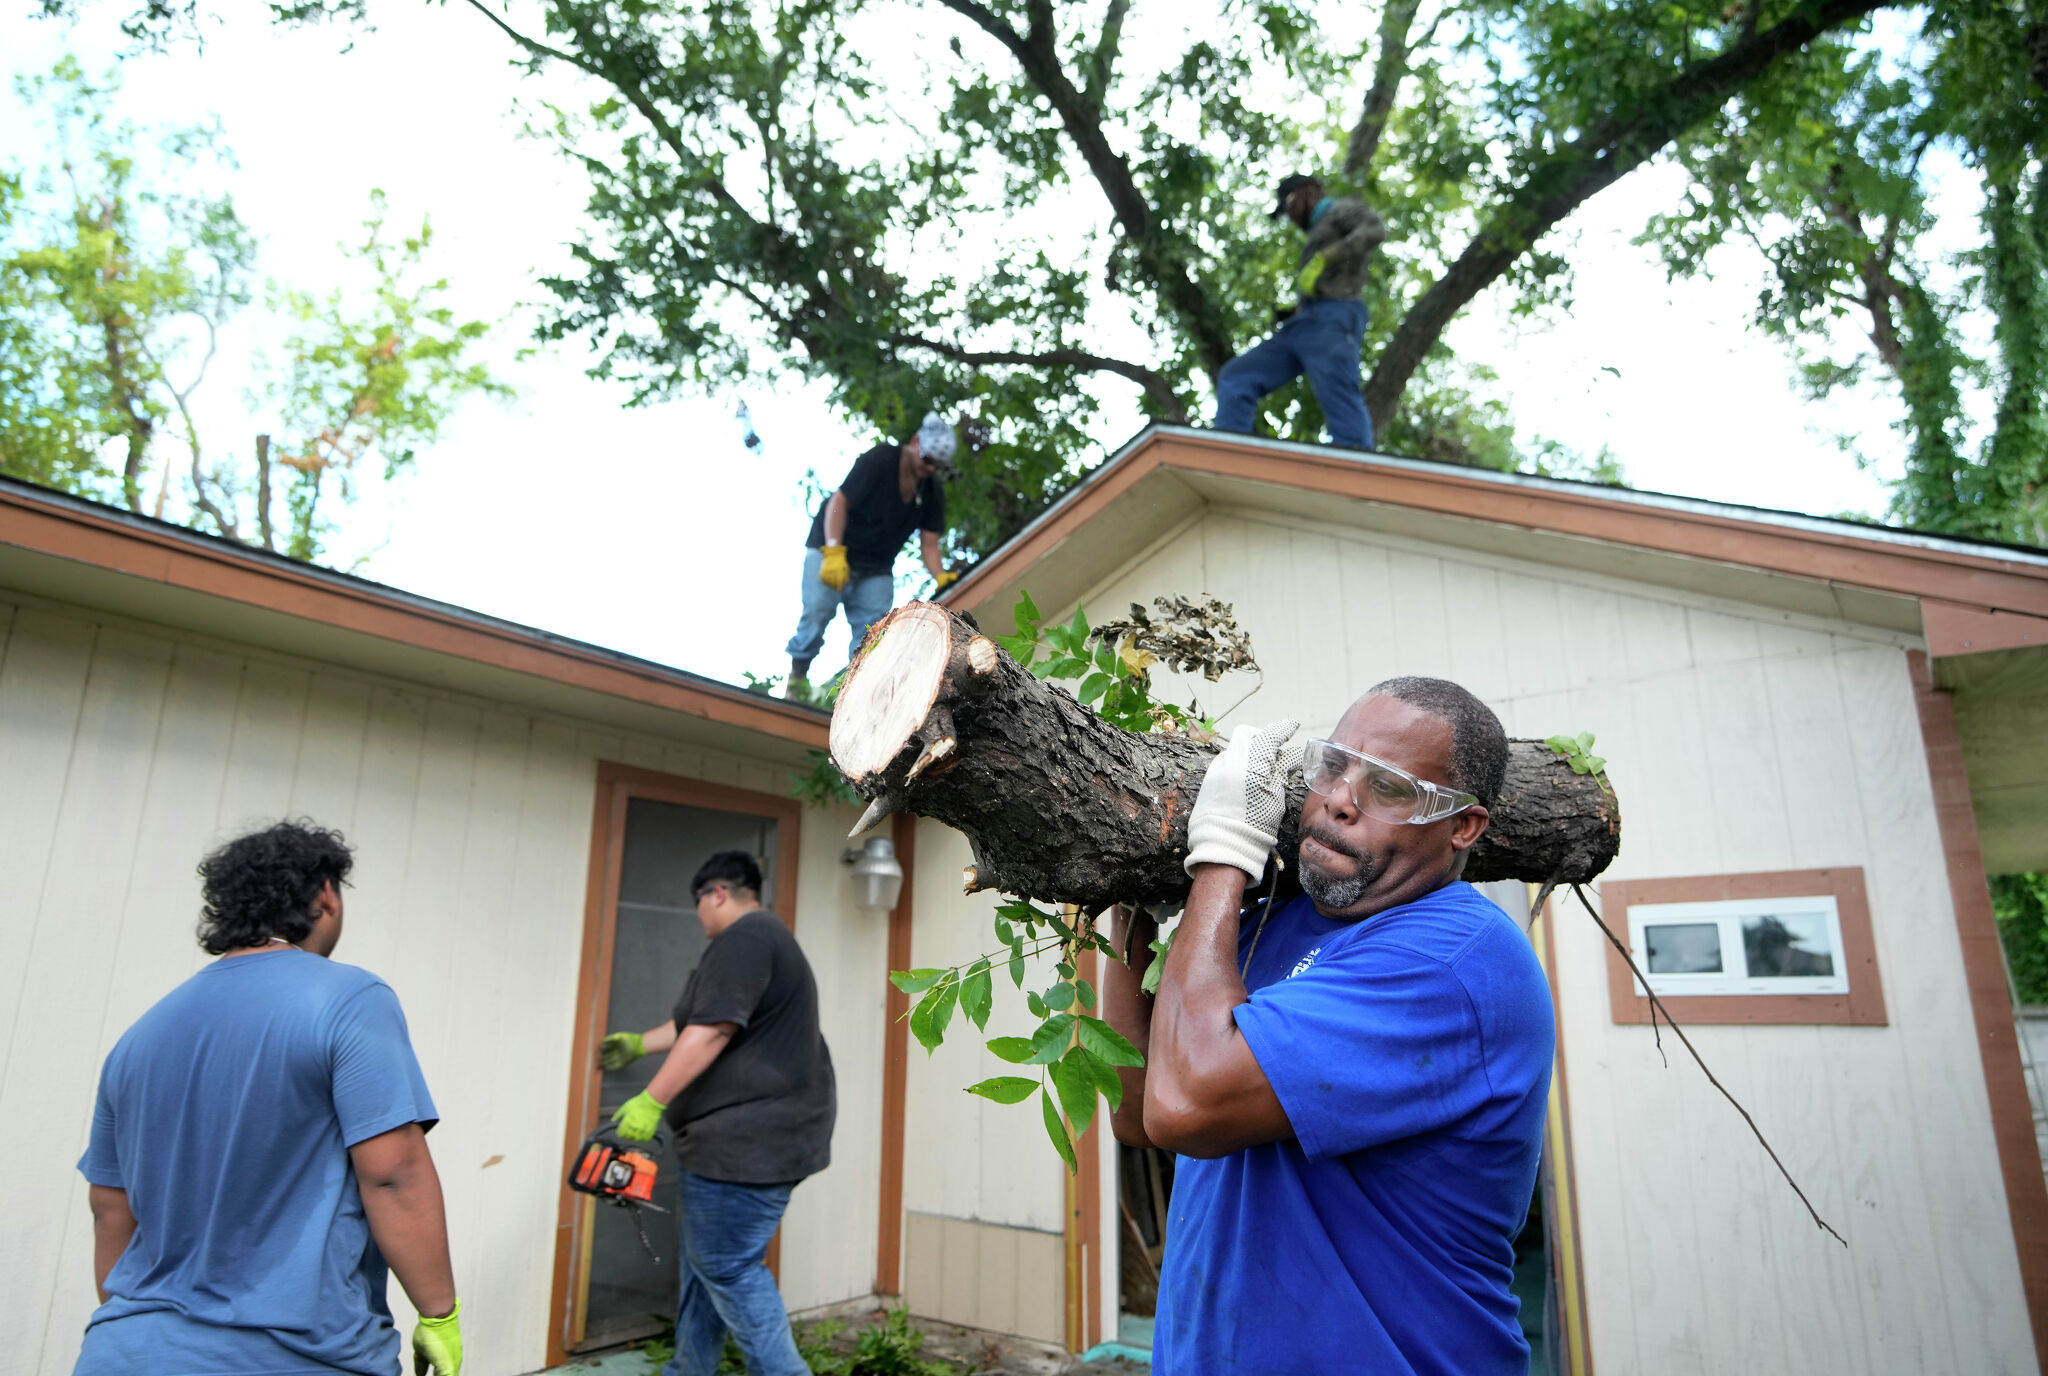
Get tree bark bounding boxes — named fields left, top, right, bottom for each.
left=830, top=603, right=1620, bottom=914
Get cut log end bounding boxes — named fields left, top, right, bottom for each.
left=830, top=603, right=954, bottom=781
left=906, top=736, right=957, bottom=782
left=967, top=636, right=1000, bottom=675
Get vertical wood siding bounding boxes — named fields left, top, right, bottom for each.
left=0, top=597, right=886, bottom=1376
left=1036, top=507, right=2032, bottom=1375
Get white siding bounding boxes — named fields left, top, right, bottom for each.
left=0, top=595, right=887, bottom=1376
left=1036, top=506, right=2032, bottom=1375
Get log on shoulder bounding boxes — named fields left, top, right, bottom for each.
left=830, top=602, right=1620, bottom=912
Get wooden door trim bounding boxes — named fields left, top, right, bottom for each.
left=546, top=760, right=805, bottom=1368
left=874, top=812, right=917, bottom=1295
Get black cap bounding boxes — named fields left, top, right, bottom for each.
left=1271, top=173, right=1320, bottom=217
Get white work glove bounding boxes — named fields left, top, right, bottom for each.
left=1184, top=719, right=1300, bottom=879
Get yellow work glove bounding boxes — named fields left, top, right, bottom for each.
left=599, top=1031, right=644, bottom=1071
left=1294, top=252, right=1327, bottom=298
left=412, top=1301, right=462, bottom=1376
left=818, top=545, right=850, bottom=591
left=612, top=1090, right=668, bottom=1142
left=933, top=569, right=960, bottom=592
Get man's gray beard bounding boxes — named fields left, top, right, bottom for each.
left=1299, top=838, right=1379, bottom=912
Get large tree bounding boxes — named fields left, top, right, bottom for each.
left=0, top=58, right=507, bottom=560
left=52, top=0, right=1926, bottom=559
left=1642, top=0, right=2047, bottom=545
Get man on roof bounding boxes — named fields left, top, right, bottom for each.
left=1214, top=172, right=1386, bottom=451
left=785, top=412, right=958, bottom=695
left=1103, top=678, right=1555, bottom=1376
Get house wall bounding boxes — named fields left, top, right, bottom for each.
left=1032, top=505, right=2034, bottom=1374
left=0, top=593, right=884, bottom=1376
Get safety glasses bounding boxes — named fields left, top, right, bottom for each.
left=1300, top=737, right=1478, bottom=826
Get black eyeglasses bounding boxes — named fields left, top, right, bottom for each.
left=693, top=883, right=725, bottom=904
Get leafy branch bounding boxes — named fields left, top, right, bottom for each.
left=892, top=588, right=1262, bottom=1168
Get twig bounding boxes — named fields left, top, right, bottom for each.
left=1573, top=884, right=1846, bottom=1246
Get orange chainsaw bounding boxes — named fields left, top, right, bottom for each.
left=569, top=1122, right=667, bottom=1260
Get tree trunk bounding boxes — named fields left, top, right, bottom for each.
left=830, top=603, right=1620, bottom=913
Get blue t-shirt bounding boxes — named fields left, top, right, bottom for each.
left=75, top=948, right=438, bottom=1376
left=1153, top=883, right=1555, bottom=1376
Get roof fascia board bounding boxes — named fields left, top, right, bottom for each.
left=949, top=427, right=2048, bottom=626
left=0, top=481, right=828, bottom=750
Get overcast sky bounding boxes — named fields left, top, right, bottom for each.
left=2, top=3, right=1915, bottom=687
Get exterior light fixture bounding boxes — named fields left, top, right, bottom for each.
left=842, top=835, right=904, bottom=913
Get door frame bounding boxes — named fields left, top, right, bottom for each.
left=547, top=760, right=804, bottom=1367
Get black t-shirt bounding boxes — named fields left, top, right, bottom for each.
left=666, top=909, right=836, bottom=1183
left=805, top=443, right=946, bottom=576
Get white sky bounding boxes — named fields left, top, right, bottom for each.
left=1, top=2, right=1914, bottom=687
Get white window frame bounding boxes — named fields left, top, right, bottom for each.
left=1626, top=895, right=1849, bottom=997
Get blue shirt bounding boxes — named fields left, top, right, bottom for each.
left=1153, top=883, right=1555, bottom=1376
left=76, top=949, right=438, bottom=1376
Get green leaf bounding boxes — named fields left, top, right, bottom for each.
left=1044, top=981, right=1075, bottom=1011
left=1041, top=1088, right=1077, bottom=1174
left=1051, top=1047, right=1099, bottom=1138
left=1009, top=948, right=1026, bottom=987
left=1042, top=623, right=1077, bottom=656
left=1029, top=657, right=1063, bottom=680
left=986, top=1036, right=1036, bottom=1064
left=991, top=632, right=1035, bottom=664
left=1026, top=991, right=1048, bottom=1018
left=1543, top=734, right=1580, bottom=757
left=1077, top=1015, right=1144, bottom=1067
left=1078, top=672, right=1112, bottom=705
left=910, top=981, right=958, bottom=1054
left=1075, top=977, right=1097, bottom=1010
left=1045, top=655, right=1089, bottom=679
left=1071, top=1042, right=1122, bottom=1112
left=890, top=968, right=948, bottom=995
left=966, top=1076, right=1038, bottom=1105
left=1094, top=641, right=1119, bottom=675
left=962, top=961, right=994, bottom=1031
left=1576, top=731, right=1596, bottom=752
left=1069, top=604, right=1090, bottom=643
left=1102, top=681, right=1123, bottom=713
left=1582, top=755, right=1606, bottom=774
left=1569, top=756, right=1592, bottom=774
left=993, top=915, right=1015, bottom=946
left=1015, top=589, right=1042, bottom=634
left=1028, top=1012, right=1077, bottom=1064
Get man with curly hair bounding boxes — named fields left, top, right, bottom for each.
left=73, top=820, right=463, bottom=1376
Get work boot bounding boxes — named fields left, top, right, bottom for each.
left=783, top=658, right=813, bottom=701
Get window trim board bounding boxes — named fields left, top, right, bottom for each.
left=1601, top=867, right=1887, bottom=1026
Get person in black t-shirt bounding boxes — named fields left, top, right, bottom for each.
left=599, top=850, right=835, bottom=1376
left=785, top=411, right=958, bottom=691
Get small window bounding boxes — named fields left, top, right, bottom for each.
left=1600, top=868, right=1884, bottom=1026
left=1627, top=897, right=1848, bottom=997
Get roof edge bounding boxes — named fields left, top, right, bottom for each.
left=0, top=475, right=831, bottom=746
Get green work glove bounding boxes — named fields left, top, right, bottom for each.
left=612, top=1090, right=668, bottom=1142
left=599, top=1031, right=645, bottom=1071
left=412, top=1300, right=462, bottom=1376
left=1294, top=252, right=1327, bottom=298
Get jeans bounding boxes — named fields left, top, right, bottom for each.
left=785, top=547, right=896, bottom=665
left=662, top=1171, right=809, bottom=1376
left=1213, top=297, right=1374, bottom=449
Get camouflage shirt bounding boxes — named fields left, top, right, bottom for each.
left=1298, top=196, right=1385, bottom=301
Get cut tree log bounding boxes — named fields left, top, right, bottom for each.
left=830, top=602, right=1620, bottom=913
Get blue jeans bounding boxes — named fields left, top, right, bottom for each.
left=662, top=1172, right=808, bottom=1376
left=785, top=547, right=895, bottom=666
left=1213, top=297, right=1373, bottom=449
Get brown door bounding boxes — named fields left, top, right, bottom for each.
left=551, top=764, right=801, bottom=1363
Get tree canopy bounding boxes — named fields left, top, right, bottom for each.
left=0, top=58, right=507, bottom=559
left=1644, top=0, right=2047, bottom=544
left=37, top=0, right=2040, bottom=556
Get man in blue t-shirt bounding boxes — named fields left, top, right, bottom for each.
left=1103, top=677, right=1556, bottom=1376
left=73, top=821, right=462, bottom=1376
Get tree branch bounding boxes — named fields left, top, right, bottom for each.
left=1084, top=0, right=1132, bottom=111
left=936, top=0, right=1237, bottom=379
left=1344, top=0, right=1427, bottom=182
left=890, top=331, right=1187, bottom=421
left=1363, top=0, right=1903, bottom=430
